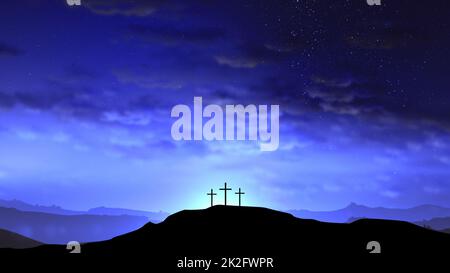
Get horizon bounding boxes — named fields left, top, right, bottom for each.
left=2, top=197, right=450, bottom=214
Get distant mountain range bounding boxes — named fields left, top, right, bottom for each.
left=0, top=199, right=169, bottom=244
left=0, top=228, right=42, bottom=249
left=288, top=202, right=450, bottom=223
left=5, top=198, right=450, bottom=225
left=0, top=199, right=83, bottom=215
left=0, top=207, right=149, bottom=244
left=0, top=199, right=169, bottom=222
left=87, top=207, right=168, bottom=221
left=415, top=217, right=450, bottom=231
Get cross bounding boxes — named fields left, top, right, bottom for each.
left=235, top=188, right=245, bottom=206
left=219, top=182, right=232, bottom=206
left=207, top=188, right=217, bottom=207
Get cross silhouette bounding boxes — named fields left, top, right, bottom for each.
left=235, top=188, right=245, bottom=206
left=219, top=182, right=232, bottom=206
left=207, top=188, right=217, bottom=207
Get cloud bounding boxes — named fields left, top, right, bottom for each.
left=83, top=0, right=165, bottom=17
left=424, top=186, right=441, bottom=194
left=101, top=111, right=151, bottom=126
left=305, top=75, right=386, bottom=116
left=214, top=56, right=260, bottom=68
left=73, top=144, right=90, bottom=152
left=16, top=130, right=38, bottom=141
left=381, top=190, right=400, bottom=199
left=311, top=76, right=353, bottom=89
left=65, top=64, right=98, bottom=80
left=319, top=102, right=362, bottom=116
left=264, top=43, right=296, bottom=53
left=109, top=136, right=146, bottom=148
left=0, top=42, right=23, bottom=56
left=437, top=156, right=450, bottom=166
left=14, top=92, right=65, bottom=109
left=323, top=184, right=342, bottom=192
left=215, top=43, right=287, bottom=69
left=0, top=93, right=14, bottom=108
left=52, top=132, right=71, bottom=143
left=128, top=24, right=225, bottom=46
left=0, top=90, right=99, bottom=115
left=114, top=69, right=183, bottom=89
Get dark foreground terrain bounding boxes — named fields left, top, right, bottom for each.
left=1, top=206, right=449, bottom=271
left=0, top=229, right=42, bottom=249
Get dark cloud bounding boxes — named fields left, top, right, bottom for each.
left=0, top=42, right=23, bottom=56
left=0, top=91, right=81, bottom=111
left=65, top=64, right=99, bottom=80
left=128, top=24, right=225, bottom=46
left=346, top=26, right=432, bottom=50
left=0, top=92, right=15, bottom=107
left=305, top=70, right=450, bottom=128
left=305, top=74, right=390, bottom=117
left=131, top=94, right=176, bottom=110
left=215, top=42, right=290, bottom=68
left=83, top=0, right=166, bottom=17
left=0, top=86, right=107, bottom=122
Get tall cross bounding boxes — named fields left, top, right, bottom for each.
left=207, top=189, right=217, bottom=207
left=235, top=188, right=245, bottom=206
left=219, top=182, right=232, bottom=206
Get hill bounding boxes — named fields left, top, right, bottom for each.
left=3, top=206, right=450, bottom=270
left=0, top=229, right=42, bottom=249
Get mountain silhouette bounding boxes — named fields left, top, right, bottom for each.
left=87, top=206, right=168, bottom=222
left=288, top=202, right=450, bottom=222
left=0, top=199, right=84, bottom=215
left=0, top=198, right=168, bottom=222
left=0, top=229, right=42, bottom=249
left=0, top=207, right=149, bottom=244
left=2, top=206, right=449, bottom=270
left=415, top=216, right=450, bottom=230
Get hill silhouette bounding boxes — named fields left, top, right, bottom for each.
left=0, top=229, right=42, bottom=249
left=2, top=206, right=450, bottom=270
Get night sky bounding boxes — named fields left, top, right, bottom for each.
left=0, top=0, right=449, bottom=212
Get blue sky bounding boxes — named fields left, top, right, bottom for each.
left=0, top=0, right=449, bottom=212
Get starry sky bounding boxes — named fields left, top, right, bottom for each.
left=0, top=0, right=449, bottom=212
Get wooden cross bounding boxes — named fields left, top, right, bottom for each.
left=235, top=188, right=245, bottom=206
left=207, top=188, right=217, bottom=207
left=219, top=182, right=232, bottom=206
